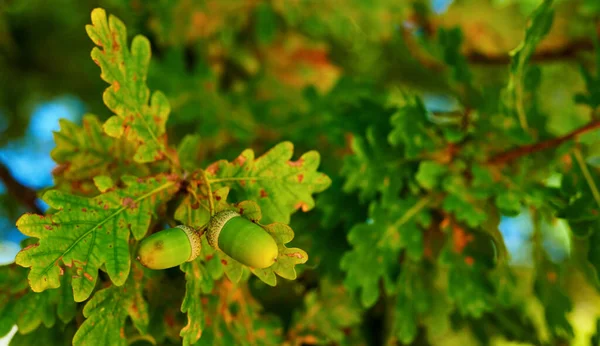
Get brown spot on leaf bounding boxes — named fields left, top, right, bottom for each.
left=111, top=31, right=120, bottom=52
left=206, top=254, right=213, bottom=261
left=260, top=189, right=268, bottom=198
left=191, top=201, right=200, bottom=210
left=81, top=208, right=87, bottom=212
left=93, top=59, right=100, bottom=66
left=286, top=252, right=304, bottom=259
left=234, top=154, right=247, bottom=166
left=22, top=243, right=39, bottom=251
left=294, top=202, right=310, bottom=212
left=221, top=259, right=228, bottom=265
left=122, top=197, right=138, bottom=209
left=287, top=158, right=304, bottom=167
left=297, top=174, right=304, bottom=183
left=547, top=271, right=557, bottom=283
left=452, top=225, right=473, bottom=254
left=59, top=267, right=65, bottom=276
left=84, top=273, right=94, bottom=282
left=464, top=256, right=475, bottom=266
left=205, top=162, right=219, bottom=175
left=215, top=195, right=221, bottom=201
left=113, top=81, right=120, bottom=92
left=44, top=225, right=53, bottom=230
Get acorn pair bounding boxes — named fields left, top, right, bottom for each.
left=137, top=210, right=278, bottom=270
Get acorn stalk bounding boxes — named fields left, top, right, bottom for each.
left=207, top=210, right=278, bottom=269
left=137, top=225, right=201, bottom=270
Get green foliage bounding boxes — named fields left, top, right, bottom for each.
left=87, top=8, right=171, bottom=163
left=15, top=174, right=179, bottom=301
left=1, top=1, right=600, bottom=345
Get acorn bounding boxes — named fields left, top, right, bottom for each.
left=207, top=210, right=278, bottom=269
left=137, top=225, right=201, bottom=270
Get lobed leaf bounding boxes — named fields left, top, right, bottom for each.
left=341, top=200, right=430, bottom=307
left=206, top=141, right=331, bottom=224
left=51, top=115, right=147, bottom=184
left=86, top=8, right=171, bottom=163
left=15, top=174, right=179, bottom=301
left=72, top=266, right=149, bottom=346
left=179, top=259, right=213, bottom=346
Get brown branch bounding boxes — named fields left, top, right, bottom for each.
left=0, top=162, right=42, bottom=214
left=487, top=120, right=600, bottom=165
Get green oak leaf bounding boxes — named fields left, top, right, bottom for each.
left=438, top=27, right=472, bottom=86
left=393, top=264, right=431, bottom=344
left=342, top=125, right=409, bottom=205
left=177, top=134, right=203, bottom=172
left=341, top=199, right=430, bottom=307
left=15, top=174, right=179, bottom=301
left=388, top=96, right=441, bottom=158
left=440, top=248, right=494, bottom=318
left=180, top=259, right=213, bottom=346
left=205, top=141, right=331, bottom=224
left=416, top=161, right=448, bottom=190
left=288, top=278, right=361, bottom=344
left=51, top=115, right=147, bottom=183
left=86, top=8, right=171, bottom=163
left=533, top=262, right=574, bottom=339
left=72, top=265, right=149, bottom=346
left=192, top=284, right=282, bottom=346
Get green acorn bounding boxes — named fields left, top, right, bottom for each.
left=207, top=210, right=278, bottom=269
left=137, top=225, right=201, bottom=270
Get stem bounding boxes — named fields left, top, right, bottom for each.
left=487, top=120, right=600, bottom=165
left=200, top=169, right=215, bottom=216
left=207, top=177, right=269, bottom=183
left=573, top=148, right=600, bottom=210
left=515, top=80, right=529, bottom=132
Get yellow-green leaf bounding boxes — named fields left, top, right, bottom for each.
left=86, top=8, right=170, bottom=163
left=15, top=174, right=179, bottom=301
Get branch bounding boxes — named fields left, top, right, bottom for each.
left=487, top=120, right=600, bottom=165
left=0, top=162, right=43, bottom=214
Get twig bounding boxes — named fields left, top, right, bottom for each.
left=487, top=120, right=600, bottom=165
left=200, top=169, right=215, bottom=216
left=573, top=147, right=600, bottom=210
left=0, top=162, right=42, bottom=214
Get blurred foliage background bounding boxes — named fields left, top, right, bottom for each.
left=1, top=0, right=600, bottom=345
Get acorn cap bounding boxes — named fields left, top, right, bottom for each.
left=207, top=210, right=278, bottom=269
left=137, top=225, right=201, bottom=270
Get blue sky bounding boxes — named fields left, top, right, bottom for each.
left=0, top=95, right=84, bottom=264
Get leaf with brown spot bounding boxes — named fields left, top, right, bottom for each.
left=207, top=141, right=331, bottom=224
left=15, top=174, right=178, bottom=302
left=51, top=115, right=147, bottom=189
left=86, top=8, right=171, bottom=163
left=73, top=266, right=149, bottom=346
